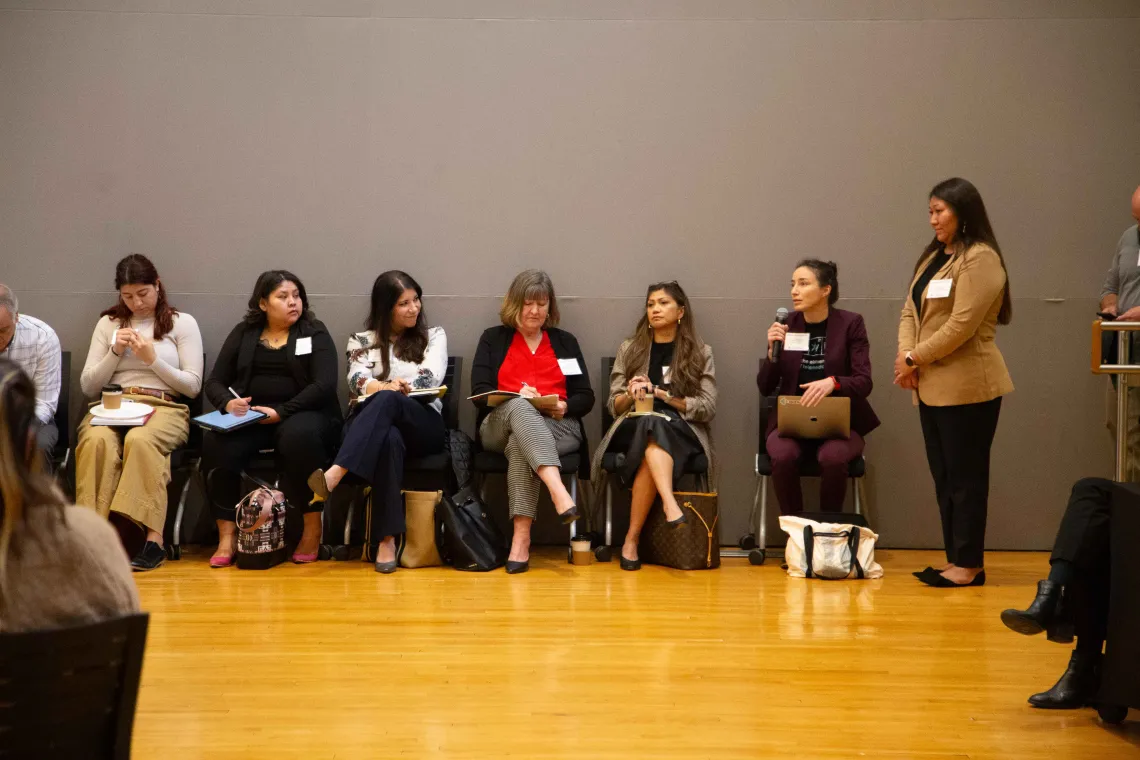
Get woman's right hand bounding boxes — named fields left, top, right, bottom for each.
left=226, top=396, right=253, bottom=416
left=627, top=375, right=652, bottom=401
left=766, top=322, right=788, bottom=361
left=112, top=328, right=133, bottom=356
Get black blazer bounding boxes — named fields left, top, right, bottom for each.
left=205, top=317, right=343, bottom=423
left=471, top=325, right=594, bottom=479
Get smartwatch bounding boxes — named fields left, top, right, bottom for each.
left=905, top=352, right=915, bottom=368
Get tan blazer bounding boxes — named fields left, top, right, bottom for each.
left=898, top=242, right=1014, bottom=406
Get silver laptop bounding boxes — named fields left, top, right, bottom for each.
left=776, top=396, right=851, bottom=439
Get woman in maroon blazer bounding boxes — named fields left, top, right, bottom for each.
left=756, top=260, right=880, bottom=514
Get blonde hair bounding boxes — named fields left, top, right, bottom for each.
left=499, top=269, right=560, bottom=329
left=0, top=361, right=65, bottom=590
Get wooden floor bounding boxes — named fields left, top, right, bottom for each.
left=133, top=549, right=1138, bottom=760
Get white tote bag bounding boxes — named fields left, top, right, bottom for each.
left=779, top=515, right=883, bottom=580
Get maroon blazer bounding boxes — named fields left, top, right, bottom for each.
left=756, top=307, right=880, bottom=438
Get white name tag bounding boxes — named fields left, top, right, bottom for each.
left=784, top=333, right=810, bottom=352
left=295, top=337, right=312, bottom=356
left=662, top=365, right=672, bottom=384
left=557, top=358, right=582, bottom=376
left=927, top=278, right=953, bottom=299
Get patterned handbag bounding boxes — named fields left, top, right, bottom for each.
left=641, top=491, right=720, bottom=570
left=234, top=485, right=289, bottom=570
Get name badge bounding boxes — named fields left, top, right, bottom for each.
left=784, top=333, right=810, bottom=352
left=662, top=365, right=672, bottom=384
left=927, top=278, right=953, bottom=299
left=557, top=358, right=582, bottom=376
left=295, top=337, right=312, bottom=356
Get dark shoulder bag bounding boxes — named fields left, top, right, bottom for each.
left=435, top=486, right=507, bottom=572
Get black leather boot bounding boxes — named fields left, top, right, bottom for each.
left=1028, top=651, right=1101, bottom=709
left=1000, top=580, right=1073, bottom=643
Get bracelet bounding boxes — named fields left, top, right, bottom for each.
left=110, top=347, right=120, bottom=357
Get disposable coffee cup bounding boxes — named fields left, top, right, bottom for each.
left=102, top=384, right=123, bottom=410
left=570, top=537, right=593, bottom=566
left=634, top=395, right=654, bottom=413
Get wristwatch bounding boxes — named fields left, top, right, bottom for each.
left=904, top=352, right=915, bottom=368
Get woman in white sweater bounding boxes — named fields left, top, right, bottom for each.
left=307, top=270, right=447, bottom=573
left=76, top=254, right=203, bottom=572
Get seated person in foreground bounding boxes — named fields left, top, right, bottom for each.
left=756, top=260, right=878, bottom=515
left=470, top=269, right=593, bottom=575
left=75, top=254, right=203, bottom=572
left=308, top=270, right=448, bottom=574
left=0, top=359, right=139, bottom=633
left=1000, top=478, right=1120, bottom=710
left=591, top=280, right=717, bottom=572
left=201, top=270, right=342, bottom=567
left=0, top=283, right=62, bottom=462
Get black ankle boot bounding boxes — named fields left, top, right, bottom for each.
left=1000, top=580, right=1073, bottom=643
left=1028, top=651, right=1101, bottom=709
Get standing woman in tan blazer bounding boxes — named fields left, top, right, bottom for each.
left=894, top=178, right=1014, bottom=588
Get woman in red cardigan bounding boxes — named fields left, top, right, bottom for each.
left=756, top=260, right=879, bottom=515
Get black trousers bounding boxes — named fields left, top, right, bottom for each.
left=202, top=410, right=341, bottom=521
left=918, top=397, right=1002, bottom=568
left=1051, top=477, right=1113, bottom=646
left=335, top=392, right=445, bottom=543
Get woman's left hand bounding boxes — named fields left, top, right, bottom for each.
left=550, top=399, right=568, bottom=419
left=127, top=330, right=157, bottom=366
left=893, top=350, right=915, bottom=380
left=798, top=379, right=835, bottom=408
left=252, top=406, right=281, bottom=424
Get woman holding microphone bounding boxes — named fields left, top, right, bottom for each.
left=894, top=178, right=1014, bottom=588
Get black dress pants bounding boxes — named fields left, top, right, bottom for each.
left=918, top=397, right=1002, bottom=568
left=335, top=391, right=446, bottom=543
left=203, top=410, right=341, bottom=521
left=1051, top=477, right=1113, bottom=646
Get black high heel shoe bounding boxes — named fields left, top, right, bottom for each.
left=620, top=553, right=642, bottom=571
left=506, top=560, right=530, bottom=574
left=1000, top=579, right=1073, bottom=643
left=557, top=505, right=581, bottom=525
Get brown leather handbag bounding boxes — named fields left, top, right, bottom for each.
left=642, top=491, right=720, bottom=570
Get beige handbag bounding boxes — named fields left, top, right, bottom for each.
left=399, top=490, right=443, bottom=568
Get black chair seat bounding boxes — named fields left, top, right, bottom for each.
left=475, top=450, right=580, bottom=475
left=602, top=450, right=708, bottom=475
left=404, top=451, right=451, bottom=472
left=756, top=452, right=865, bottom=478
left=169, top=448, right=198, bottom=470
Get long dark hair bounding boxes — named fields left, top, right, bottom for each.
left=99, top=254, right=179, bottom=339
left=0, top=360, right=66, bottom=586
left=622, top=281, right=705, bottom=398
left=243, top=270, right=314, bottom=327
left=918, top=178, right=1012, bottom=325
left=795, top=259, right=840, bottom=305
left=365, top=270, right=429, bottom=379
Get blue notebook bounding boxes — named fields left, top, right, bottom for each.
left=192, top=409, right=266, bottom=433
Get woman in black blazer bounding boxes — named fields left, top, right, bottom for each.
left=201, top=270, right=343, bottom=567
left=470, top=269, right=594, bottom=574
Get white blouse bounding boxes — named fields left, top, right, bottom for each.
left=346, top=326, right=448, bottom=412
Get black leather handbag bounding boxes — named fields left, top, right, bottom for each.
left=436, top=486, right=507, bottom=572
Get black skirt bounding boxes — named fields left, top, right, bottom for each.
left=607, top=410, right=702, bottom=489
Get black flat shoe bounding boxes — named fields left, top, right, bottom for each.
left=1001, top=579, right=1072, bottom=642
left=916, top=568, right=985, bottom=587
left=1029, top=651, right=1101, bottom=709
left=506, top=560, right=529, bottom=574
left=620, top=554, right=641, bottom=571
left=558, top=505, right=581, bottom=525
left=913, top=566, right=935, bottom=578
left=374, top=560, right=398, bottom=574
left=130, top=541, right=166, bottom=572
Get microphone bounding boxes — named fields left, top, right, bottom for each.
left=771, top=307, right=790, bottom=361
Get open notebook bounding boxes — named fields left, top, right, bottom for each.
left=467, top=390, right=560, bottom=411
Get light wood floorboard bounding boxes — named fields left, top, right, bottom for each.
left=132, top=549, right=1139, bottom=759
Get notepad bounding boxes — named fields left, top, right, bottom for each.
left=192, top=409, right=267, bottom=433
left=352, top=385, right=447, bottom=405
left=467, top=390, right=560, bottom=411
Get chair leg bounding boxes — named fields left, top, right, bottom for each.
left=853, top=477, right=862, bottom=516
left=856, top=477, right=867, bottom=518
left=758, top=475, right=769, bottom=551
left=566, top=474, right=578, bottom=540
left=605, top=479, right=613, bottom=548
left=343, top=501, right=354, bottom=545
left=172, top=462, right=198, bottom=550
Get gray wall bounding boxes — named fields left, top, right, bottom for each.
left=3, top=0, right=1139, bottom=548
